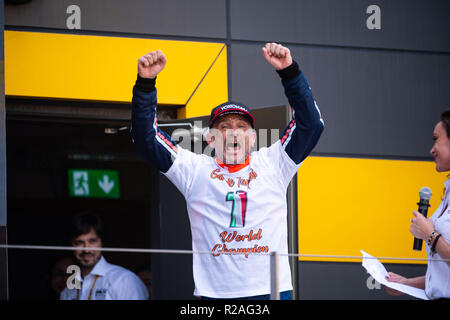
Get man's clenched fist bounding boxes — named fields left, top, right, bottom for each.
left=138, top=50, right=167, bottom=79
left=262, top=43, right=293, bottom=70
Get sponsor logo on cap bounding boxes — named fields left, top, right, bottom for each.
left=220, top=104, right=248, bottom=112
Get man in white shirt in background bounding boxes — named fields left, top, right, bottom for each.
left=60, top=213, right=148, bottom=300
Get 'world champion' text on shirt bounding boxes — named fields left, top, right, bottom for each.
left=211, top=228, right=269, bottom=258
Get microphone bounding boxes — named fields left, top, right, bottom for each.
left=413, top=187, right=432, bottom=251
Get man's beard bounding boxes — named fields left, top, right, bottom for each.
left=77, top=252, right=100, bottom=269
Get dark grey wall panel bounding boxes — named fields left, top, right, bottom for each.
left=231, top=43, right=450, bottom=158
left=1, top=0, right=6, bottom=226
left=231, top=0, right=450, bottom=53
left=230, top=43, right=284, bottom=108
left=5, top=0, right=227, bottom=38
left=298, top=261, right=427, bottom=299
left=0, top=0, right=8, bottom=300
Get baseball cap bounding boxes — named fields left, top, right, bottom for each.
left=209, top=101, right=255, bottom=128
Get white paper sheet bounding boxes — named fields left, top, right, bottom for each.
left=361, top=250, right=429, bottom=300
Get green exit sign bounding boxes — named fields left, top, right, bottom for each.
left=68, top=169, right=120, bottom=199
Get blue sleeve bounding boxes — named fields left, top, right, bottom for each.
left=131, top=78, right=178, bottom=173
left=279, top=65, right=324, bottom=164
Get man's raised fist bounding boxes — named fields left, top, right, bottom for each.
left=262, top=43, right=293, bottom=71
left=138, top=50, right=167, bottom=79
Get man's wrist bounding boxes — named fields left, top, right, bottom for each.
left=135, top=74, right=156, bottom=92
left=276, top=60, right=301, bottom=81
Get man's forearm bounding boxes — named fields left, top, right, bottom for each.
left=131, top=78, right=177, bottom=173
left=279, top=62, right=323, bottom=130
left=278, top=63, right=324, bottom=164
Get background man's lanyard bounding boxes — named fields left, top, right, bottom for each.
left=76, top=275, right=99, bottom=300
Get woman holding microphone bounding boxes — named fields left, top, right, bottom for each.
left=386, top=110, right=450, bottom=299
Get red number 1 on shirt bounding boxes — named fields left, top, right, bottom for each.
left=226, top=191, right=247, bottom=228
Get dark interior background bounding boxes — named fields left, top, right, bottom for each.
left=6, top=116, right=153, bottom=300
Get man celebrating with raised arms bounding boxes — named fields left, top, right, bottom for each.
left=131, top=43, right=324, bottom=299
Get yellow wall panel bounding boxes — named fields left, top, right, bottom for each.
left=4, top=31, right=226, bottom=114
left=297, top=156, right=447, bottom=264
left=178, top=45, right=228, bottom=119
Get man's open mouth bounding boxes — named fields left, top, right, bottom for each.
left=226, top=141, right=241, bottom=151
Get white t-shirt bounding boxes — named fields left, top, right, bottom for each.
left=60, top=256, right=149, bottom=300
left=131, top=68, right=324, bottom=298
left=425, top=179, right=450, bottom=299
left=164, top=140, right=299, bottom=298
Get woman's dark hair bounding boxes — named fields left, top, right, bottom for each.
left=440, top=109, right=450, bottom=138
left=69, top=212, right=104, bottom=242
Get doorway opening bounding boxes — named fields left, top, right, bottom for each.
left=6, top=115, right=154, bottom=300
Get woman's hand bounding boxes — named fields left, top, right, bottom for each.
left=410, top=210, right=434, bottom=240
left=385, top=272, right=408, bottom=296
